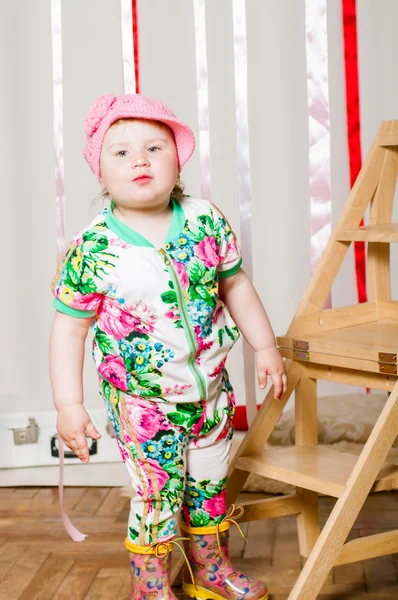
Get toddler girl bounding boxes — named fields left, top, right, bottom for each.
left=49, top=93, right=287, bottom=600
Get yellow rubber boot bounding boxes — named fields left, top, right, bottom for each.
left=125, top=538, right=179, bottom=600
left=180, top=516, right=269, bottom=600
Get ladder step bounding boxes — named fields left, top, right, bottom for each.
left=336, top=223, right=398, bottom=243
left=334, top=530, right=398, bottom=566
left=378, top=133, right=398, bottom=146
left=234, top=446, right=398, bottom=498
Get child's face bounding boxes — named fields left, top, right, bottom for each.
left=99, top=119, right=179, bottom=209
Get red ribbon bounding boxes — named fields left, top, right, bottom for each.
left=342, top=0, right=367, bottom=303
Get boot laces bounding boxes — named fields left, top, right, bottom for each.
left=147, top=537, right=197, bottom=589
left=216, top=504, right=247, bottom=553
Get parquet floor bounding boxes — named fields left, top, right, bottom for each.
left=0, top=487, right=398, bottom=598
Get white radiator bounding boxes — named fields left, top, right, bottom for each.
left=0, top=405, right=122, bottom=469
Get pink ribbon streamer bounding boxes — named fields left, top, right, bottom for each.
left=305, top=0, right=332, bottom=308
left=121, top=0, right=137, bottom=94
left=51, top=0, right=66, bottom=259
left=51, top=0, right=86, bottom=542
left=193, top=0, right=212, bottom=201
left=58, top=438, right=87, bottom=541
left=232, top=0, right=256, bottom=426
left=52, top=0, right=139, bottom=543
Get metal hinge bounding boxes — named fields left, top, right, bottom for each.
left=294, top=350, right=310, bottom=361
left=379, top=352, right=397, bottom=364
left=378, top=352, right=397, bottom=374
left=293, top=339, right=310, bottom=361
left=379, top=364, right=397, bottom=375
left=293, top=339, right=309, bottom=351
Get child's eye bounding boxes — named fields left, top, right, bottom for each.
left=148, top=146, right=160, bottom=153
left=117, top=150, right=128, bottom=157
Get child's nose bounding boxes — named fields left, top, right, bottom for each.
left=132, top=155, right=150, bottom=168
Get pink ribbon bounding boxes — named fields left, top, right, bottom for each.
left=51, top=0, right=86, bottom=542
left=193, top=0, right=212, bottom=201
left=58, top=438, right=87, bottom=541
left=52, top=0, right=140, bottom=542
left=305, top=0, right=332, bottom=308
left=51, top=0, right=66, bottom=259
left=232, top=0, right=256, bottom=426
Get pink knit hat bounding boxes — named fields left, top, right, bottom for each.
left=83, top=93, right=195, bottom=180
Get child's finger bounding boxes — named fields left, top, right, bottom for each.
left=85, top=420, right=102, bottom=439
left=271, top=373, right=283, bottom=399
left=67, top=443, right=88, bottom=462
left=62, top=438, right=74, bottom=452
left=282, top=373, right=288, bottom=395
left=73, top=433, right=90, bottom=462
left=258, top=370, right=268, bottom=390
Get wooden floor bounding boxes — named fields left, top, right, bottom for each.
left=0, top=487, right=398, bottom=599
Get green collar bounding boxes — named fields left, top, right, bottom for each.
left=105, top=198, right=185, bottom=248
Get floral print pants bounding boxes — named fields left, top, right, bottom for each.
left=99, top=374, right=236, bottom=546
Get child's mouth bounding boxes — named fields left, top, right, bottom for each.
left=133, top=176, right=152, bottom=184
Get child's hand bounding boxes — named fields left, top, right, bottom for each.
left=56, top=404, right=102, bottom=463
left=256, top=346, right=287, bottom=400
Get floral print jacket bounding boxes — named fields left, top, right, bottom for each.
left=51, top=197, right=242, bottom=403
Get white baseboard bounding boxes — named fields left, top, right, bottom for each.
left=0, top=461, right=130, bottom=487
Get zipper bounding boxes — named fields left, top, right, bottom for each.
left=159, top=248, right=207, bottom=401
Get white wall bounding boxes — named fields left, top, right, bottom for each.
left=2, top=0, right=398, bottom=419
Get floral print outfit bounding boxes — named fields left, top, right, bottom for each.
left=100, top=375, right=235, bottom=545
left=51, top=196, right=242, bottom=545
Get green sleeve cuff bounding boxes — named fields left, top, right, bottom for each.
left=53, top=297, right=97, bottom=318
left=218, top=258, right=243, bottom=279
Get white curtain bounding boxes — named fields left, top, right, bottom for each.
left=2, top=0, right=398, bottom=419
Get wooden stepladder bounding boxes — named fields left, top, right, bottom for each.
left=227, top=121, right=398, bottom=599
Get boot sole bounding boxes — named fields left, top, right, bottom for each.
left=183, top=582, right=269, bottom=600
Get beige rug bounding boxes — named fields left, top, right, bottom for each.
left=121, top=392, right=398, bottom=498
